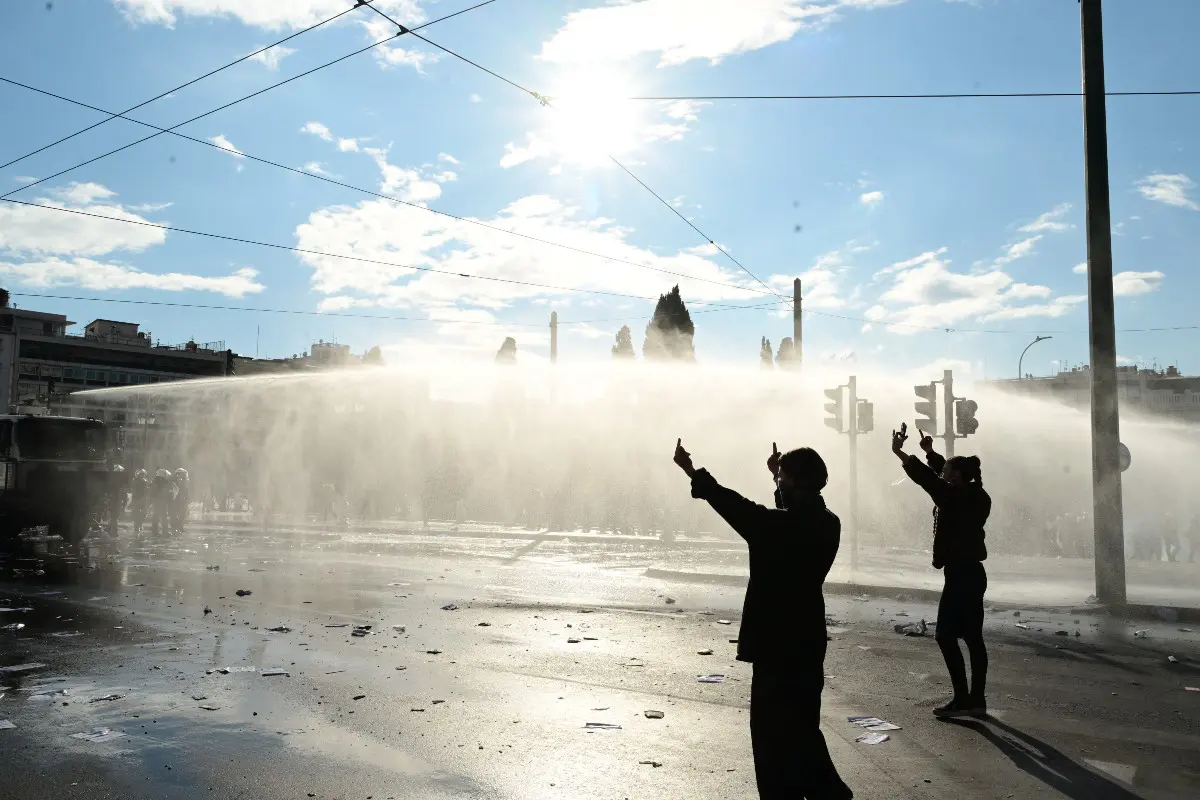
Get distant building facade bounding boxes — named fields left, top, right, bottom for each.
left=986, top=364, right=1200, bottom=421
left=0, top=292, right=232, bottom=429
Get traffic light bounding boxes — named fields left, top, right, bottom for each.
left=955, top=398, right=979, bottom=436
left=914, top=383, right=937, bottom=434
left=857, top=400, right=874, bottom=434
left=46, top=378, right=57, bottom=396
left=823, top=386, right=844, bottom=432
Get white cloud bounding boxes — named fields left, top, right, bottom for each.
left=859, top=190, right=883, bottom=207
left=437, top=153, right=460, bottom=165
left=866, top=245, right=1085, bottom=332
left=1112, top=270, right=1164, bottom=296
left=301, top=121, right=333, bottom=141
left=293, top=192, right=759, bottom=311
left=364, top=146, right=443, bottom=203
left=431, top=171, right=457, bottom=183
left=1073, top=262, right=1087, bottom=274
left=469, top=93, right=483, bottom=103
left=129, top=201, right=173, bottom=212
left=499, top=134, right=555, bottom=169
left=0, top=257, right=264, bottom=297
left=0, top=183, right=165, bottom=256
left=209, top=134, right=245, bottom=158
left=539, top=0, right=902, bottom=67
left=248, top=44, right=295, bottom=70
left=770, top=249, right=853, bottom=310
left=302, top=121, right=359, bottom=152
left=50, top=182, right=115, bottom=204
left=1019, top=202, right=1073, bottom=233
left=304, top=161, right=332, bottom=176
left=994, top=235, right=1041, bottom=265
left=1116, top=355, right=1138, bottom=366
left=663, top=100, right=709, bottom=121
left=113, top=0, right=424, bottom=31
left=1136, top=173, right=1199, bottom=210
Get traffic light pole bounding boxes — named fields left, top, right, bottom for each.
left=847, top=375, right=859, bottom=575
left=1081, top=0, right=1126, bottom=605
left=942, top=369, right=956, bottom=459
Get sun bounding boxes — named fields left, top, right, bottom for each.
left=542, top=70, right=645, bottom=168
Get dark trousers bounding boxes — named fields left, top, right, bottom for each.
left=750, top=648, right=852, bottom=800
left=936, top=561, right=988, bottom=701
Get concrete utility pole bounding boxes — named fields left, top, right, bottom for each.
left=1081, top=0, right=1127, bottom=605
left=549, top=311, right=558, bottom=364
left=793, top=279, right=803, bottom=369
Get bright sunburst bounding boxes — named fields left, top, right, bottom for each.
left=542, top=70, right=646, bottom=168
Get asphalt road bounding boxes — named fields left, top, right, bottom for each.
left=1, top=522, right=1198, bottom=799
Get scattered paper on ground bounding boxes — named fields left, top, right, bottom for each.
left=71, top=728, right=128, bottom=743
left=855, top=732, right=890, bottom=745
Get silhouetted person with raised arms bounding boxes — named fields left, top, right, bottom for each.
left=674, top=438, right=852, bottom=800
left=892, top=424, right=991, bottom=718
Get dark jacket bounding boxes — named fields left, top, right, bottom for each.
left=903, top=451, right=990, bottom=569
left=690, top=469, right=840, bottom=664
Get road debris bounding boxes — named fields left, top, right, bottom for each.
left=644, top=710, right=665, bottom=719
left=235, top=590, right=252, bottom=597
left=0, top=720, right=15, bottom=730
left=697, top=674, right=725, bottom=684
left=205, top=565, right=220, bottom=571
left=717, top=619, right=732, bottom=625
left=203, top=607, right=212, bottom=615
left=266, top=626, right=292, bottom=633
left=353, top=695, right=366, bottom=701
left=1133, top=630, right=1149, bottom=639
left=1, top=623, right=25, bottom=631
left=894, top=620, right=928, bottom=636
left=567, top=638, right=581, bottom=644
left=639, top=760, right=663, bottom=767
left=261, top=668, right=289, bottom=677
left=431, top=699, right=445, bottom=705
left=394, top=625, right=408, bottom=632
left=191, top=695, right=207, bottom=701
left=1054, top=630, right=1069, bottom=636
left=441, top=603, right=459, bottom=611
left=1016, top=623, right=1030, bottom=630
left=854, top=732, right=890, bottom=745
left=1185, top=687, right=1199, bottom=692
left=1168, top=656, right=1178, bottom=664
left=664, top=597, right=676, bottom=605
left=89, top=694, right=125, bottom=703
left=697, top=648, right=714, bottom=655
left=209, top=666, right=256, bottom=675
left=351, top=625, right=372, bottom=637
left=198, top=705, right=220, bottom=711
left=324, top=624, right=349, bottom=628
left=0, top=608, right=32, bottom=613
left=71, top=728, right=127, bottom=743
left=584, top=722, right=622, bottom=730
left=426, top=649, right=442, bottom=655
left=848, top=716, right=901, bottom=732
left=475, top=622, right=490, bottom=628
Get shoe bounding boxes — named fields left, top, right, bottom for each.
left=933, top=699, right=977, bottom=718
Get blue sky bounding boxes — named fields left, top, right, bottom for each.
left=1, top=0, right=1198, bottom=378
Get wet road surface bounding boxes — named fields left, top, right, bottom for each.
left=2, top=521, right=1199, bottom=799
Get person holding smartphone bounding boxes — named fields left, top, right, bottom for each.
left=891, top=423, right=991, bottom=718
left=674, top=438, right=852, bottom=800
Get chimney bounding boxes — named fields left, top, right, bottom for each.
left=549, top=311, right=558, bottom=364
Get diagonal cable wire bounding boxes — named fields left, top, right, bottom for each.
left=0, top=3, right=361, bottom=172
left=0, top=198, right=665, bottom=302
left=7, top=292, right=787, bottom=328
left=0, top=75, right=772, bottom=297
left=0, top=0, right=498, bottom=203
left=361, top=3, right=787, bottom=302
left=625, top=90, right=1200, bottom=101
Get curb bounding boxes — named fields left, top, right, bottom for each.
left=643, top=568, right=1200, bottom=623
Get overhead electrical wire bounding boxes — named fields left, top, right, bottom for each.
left=626, top=90, right=1200, bottom=102
left=358, top=3, right=787, bottom=303
left=0, top=0, right=499, bottom=203
left=0, top=2, right=361, bottom=171
left=0, top=77, right=773, bottom=298
left=6, top=292, right=787, bottom=329
left=1, top=197, right=733, bottom=304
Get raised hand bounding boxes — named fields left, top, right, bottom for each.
left=891, top=424, right=909, bottom=454
left=767, top=441, right=781, bottom=478
left=673, top=438, right=697, bottom=478
left=919, top=431, right=935, bottom=453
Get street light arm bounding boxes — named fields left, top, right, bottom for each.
left=1018, top=335, right=1053, bottom=380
